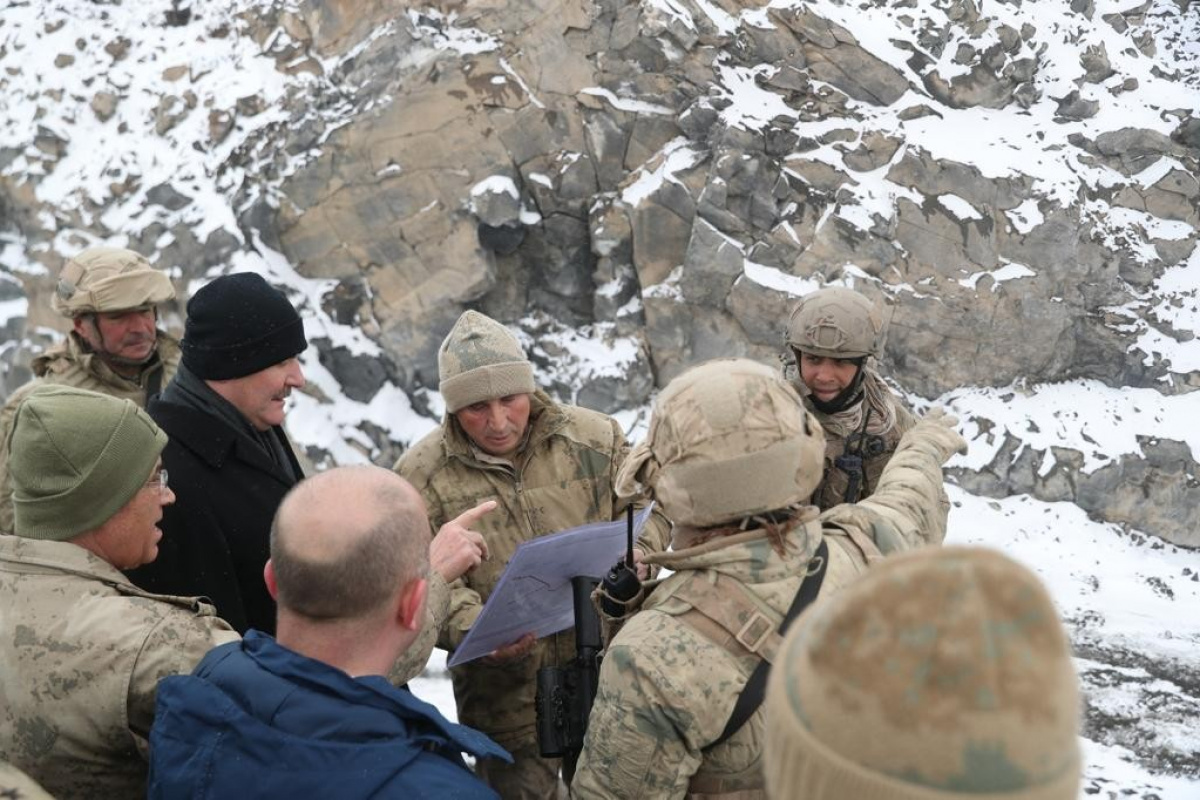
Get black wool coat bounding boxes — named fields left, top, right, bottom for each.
left=125, top=399, right=304, bottom=635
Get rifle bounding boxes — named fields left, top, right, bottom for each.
left=535, top=506, right=643, bottom=784
left=535, top=575, right=601, bottom=784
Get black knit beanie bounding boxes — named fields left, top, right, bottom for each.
left=181, top=273, right=307, bottom=380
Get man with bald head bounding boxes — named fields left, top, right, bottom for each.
left=147, top=466, right=511, bottom=799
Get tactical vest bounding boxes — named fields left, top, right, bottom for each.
left=660, top=528, right=884, bottom=799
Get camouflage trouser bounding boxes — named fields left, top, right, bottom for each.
left=474, top=733, right=565, bottom=800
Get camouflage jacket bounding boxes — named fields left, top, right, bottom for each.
left=395, top=391, right=671, bottom=742
left=797, top=374, right=950, bottom=545
left=0, top=332, right=180, bottom=535
left=0, top=761, right=53, bottom=800
left=571, top=419, right=960, bottom=799
left=0, top=536, right=238, bottom=800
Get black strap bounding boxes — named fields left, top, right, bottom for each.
left=703, top=539, right=829, bottom=752
left=144, top=359, right=164, bottom=404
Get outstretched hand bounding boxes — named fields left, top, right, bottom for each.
left=430, top=500, right=496, bottom=582
left=483, top=632, right=536, bottom=664
left=915, top=407, right=968, bottom=460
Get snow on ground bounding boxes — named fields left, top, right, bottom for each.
left=948, top=488, right=1200, bottom=671
left=948, top=488, right=1200, bottom=799
left=942, top=379, right=1200, bottom=475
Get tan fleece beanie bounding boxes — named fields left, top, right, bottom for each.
left=438, top=310, right=535, bottom=413
left=763, top=546, right=1082, bottom=800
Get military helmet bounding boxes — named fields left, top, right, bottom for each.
left=615, top=358, right=826, bottom=528
left=785, top=287, right=882, bottom=360
left=50, top=246, right=175, bottom=317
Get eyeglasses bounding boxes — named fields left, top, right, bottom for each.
left=145, top=469, right=169, bottom=494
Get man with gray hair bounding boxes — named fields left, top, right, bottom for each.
left=396, top=309, right=671, bottom=799
left=0, top=386, right=238, bottom=800
left=147, top=466, right=511, bottom=799
left=0, top=246, right=178, bottom=534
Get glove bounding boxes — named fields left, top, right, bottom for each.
left=908, top=407, right=968, bottom=462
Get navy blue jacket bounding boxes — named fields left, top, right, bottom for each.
left=148, top=631, right=511, bottom=799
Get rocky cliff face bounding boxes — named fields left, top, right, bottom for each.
left=2, top=0, right=1200, bottom=791
left=5, top=0, right=1198, bottom=550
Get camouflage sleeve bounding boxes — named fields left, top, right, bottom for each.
left=127, top=608, right=239, bottom=748
left=0, top=392, right=23, bottom=535
left=439, top=577, right=485, bottom=652
left=850, top=416, right=965, bottom=550
left=0, top=761, right=54, bottom=800
left=572, top=638, right=703, bottom=800
left=608, top=416, right=671, bottom=556
left=412, top=480, right=486, bottom=653
left=387, top=571, right=450, bottom=686
left=890, top=404, right=950, bottom=546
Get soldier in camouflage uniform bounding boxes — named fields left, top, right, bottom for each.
left=395, top=310, right=670, bottom=800
left=763, top=546, right=1082, bottom=799
left=784, top=286, right=951, bottom=543
left=0, top=387, right=238, bottom=800
left=0, top=247, right=179, bottom=534
left=571, top=358, right=965, bottom=799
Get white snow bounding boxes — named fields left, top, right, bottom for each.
left=579, top=88, right=673, bottom=116
left=470, top=176, right=521, bottom=199
left=1005, top=199, right=1045, bottom=235
left=741, top=261, right=824, bottom=297
left=937, top=193, right=983, bottom=222
left=955, top=261, right=1037, bottom=291
left=407, top=9, right=500, bottom=56
left=621, top=138, right=707, bottom=208
left=714, top=64, right=796, bottom=130
left=943, top=378, right=1200, bottom=475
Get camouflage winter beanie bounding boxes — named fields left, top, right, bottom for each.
left=9, top=386, right=167, bottom=541
left=438, top=310, right=535, bottom=413
left=762, top=546, right=1082, bottom=800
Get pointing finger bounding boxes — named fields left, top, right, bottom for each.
left=452, top=499, right=498, bottom=528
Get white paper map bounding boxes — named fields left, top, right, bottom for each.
left=447, top=504, right=655, bottom=667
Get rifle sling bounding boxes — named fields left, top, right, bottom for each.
left=702, top=538, right=829, bottom=753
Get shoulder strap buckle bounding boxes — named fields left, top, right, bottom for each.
left=735, top=611, right=775, bottom=655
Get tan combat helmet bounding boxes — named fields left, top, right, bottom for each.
left=616, top=358, right=825, bottom=528
left=785, top=287, right=882, bottom=360
left=50, top=247, right=175, bottom=317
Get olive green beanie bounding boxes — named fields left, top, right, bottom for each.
left=763, top=546, right=1082, bottom=800
left=9, top=386, right=167, bottom=541
left=438, top=310, right=535, bottom=413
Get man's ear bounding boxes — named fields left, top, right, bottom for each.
left=263, top=559, right=278, bottom=601
left=397, top=578, right=428, bottom=631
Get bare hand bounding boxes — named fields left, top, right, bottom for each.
left=483, top=632, right=537, bottom=664
left=430, top=500, right=496, bottom=582
left=632, top=547, right=649, bottom=581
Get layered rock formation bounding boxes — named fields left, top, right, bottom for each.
left=11, top=0, right=1199, bottom=548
